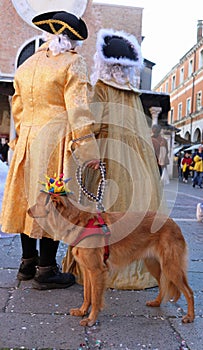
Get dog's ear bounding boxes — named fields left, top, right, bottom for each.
left=28, top=192, right=50, bottom=218
left=60, top=195, right=69, bottom=207
left=49, top=194, right=72, bottom=211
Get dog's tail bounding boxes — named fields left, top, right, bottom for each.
left=161, top=274, right=181, bottom=302
left=160, top=242, right=188, bottom=303
left=157, top=220, right=189, bottom=304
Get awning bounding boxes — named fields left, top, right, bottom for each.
left=173, top=145, right=191, bottom=154
left=184, top=144, right=203, bottom=151
left=140, top=90, right=170, bottom=122
left=175, top=134, right=191, bottom=145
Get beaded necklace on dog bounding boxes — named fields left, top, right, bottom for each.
left=76, top=161, right=106, bottom=211
left=72, top=134, right=106, bottom=211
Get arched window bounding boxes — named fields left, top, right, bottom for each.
left=199, top=49, right=203, bottom=69
left=193, top=128, right=201, bottom=143
left=17, top=37, right=44, bottom=68
left=184, top=131, right=190, bottom=141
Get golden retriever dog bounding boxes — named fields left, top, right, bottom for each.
left=28, top=192, right=195, bottom=327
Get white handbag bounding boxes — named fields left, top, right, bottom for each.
left=161, top=167, right=169, bottom=185
left=196, top=203, right=203, bottom=222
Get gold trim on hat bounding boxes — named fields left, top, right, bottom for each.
left=33, top=19, right=84, bottom=40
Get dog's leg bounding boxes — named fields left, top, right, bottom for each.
left=179, top=276, right=195, bottom=323
left=80, top=266, right=108, bottom=327
left=145, top=257, right=194, bottom=323
left=78, top=248, right=108, bottom=327
left=69, top=247, right=108, bottom=327
left=144, top=258, right=163, bottom=307
left=159, top=247, right=195, bottom=323
left=70, top=267, right=91, bottom=317
left=166, top=272, right=195, bottom=323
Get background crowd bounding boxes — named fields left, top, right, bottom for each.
left=175, top=145, right=203, bottom=188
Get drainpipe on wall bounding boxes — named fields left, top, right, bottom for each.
left=190, top=49, right=197, bottom=142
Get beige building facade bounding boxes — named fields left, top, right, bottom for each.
left=154, top=20, right=203, bottom=145
left=0, top=0, right=171, bottom=173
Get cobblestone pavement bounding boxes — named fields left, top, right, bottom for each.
left=0, top=165, right=203, bottom=349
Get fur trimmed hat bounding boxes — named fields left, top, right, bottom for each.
left=96, top=28, right=143, bottom=68
left=32, top=11, right=88, bottom=40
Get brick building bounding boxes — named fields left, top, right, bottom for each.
left=0, top=1, right=137, bottom=138
left=0, top=0, right=170, bottom=165
left=154, top=20, right=203, bottom=145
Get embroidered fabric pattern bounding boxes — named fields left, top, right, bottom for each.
left=70, top=55, right=88, bottom=83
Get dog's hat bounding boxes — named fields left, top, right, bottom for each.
left=39, top=174, right=72, bottom=196
left=32, top=11, right=88, bottom=40
left=96, top=28, right=143, bottom=68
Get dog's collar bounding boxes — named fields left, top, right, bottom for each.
left=71, top=213, right=111, bottom=263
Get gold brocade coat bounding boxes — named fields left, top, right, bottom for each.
left=63, top=79, right=167, bottom=290
left=1, top=42, right=99, bottom=237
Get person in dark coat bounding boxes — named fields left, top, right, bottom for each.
left=0, top=138, right=9, bottom=163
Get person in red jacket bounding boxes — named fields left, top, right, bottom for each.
left=181, top=152, right=193, bottom=183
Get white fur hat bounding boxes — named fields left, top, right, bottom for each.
left=96, top=28, right=143, bottom=68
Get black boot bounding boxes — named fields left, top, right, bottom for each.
left=17, top=256, right=39, bottom=281
left=32, top=265, right=75, bottom=290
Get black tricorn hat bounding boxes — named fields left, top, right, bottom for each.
left=32, top=11, right=88, bottom=40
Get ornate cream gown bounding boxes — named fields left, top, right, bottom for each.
left=62, top=79, right=167, bottom=290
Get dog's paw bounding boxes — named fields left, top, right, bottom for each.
left=70, top=308, right=86, bottom=317
left=182, top=314, right=195, bottom=323
left=80, top=317, right=96, bottom=327
left=146, top=299, right=161, bottom=307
